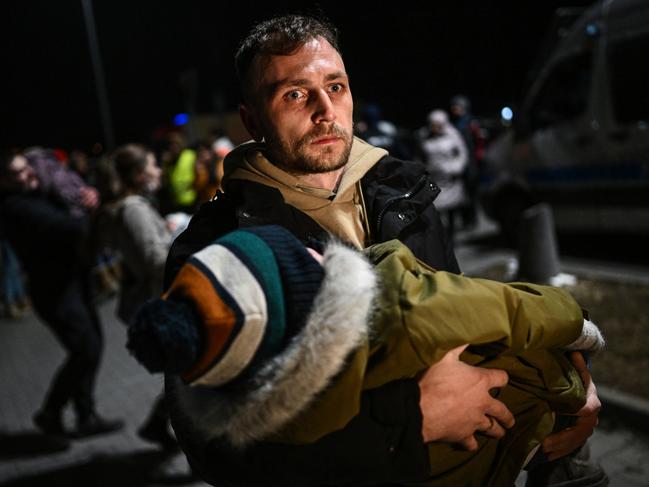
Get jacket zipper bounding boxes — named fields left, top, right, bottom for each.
left=375, top=175, right=438, bottom=233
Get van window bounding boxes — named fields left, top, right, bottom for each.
left=609, top=35, right=649, bottom=124
left=529, top=53, right=592, bottom=130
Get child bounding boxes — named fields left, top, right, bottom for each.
left=127, top=225, right=603, bottom=486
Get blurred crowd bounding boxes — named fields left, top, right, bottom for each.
left=355, top=94, right=488, bottom=241
left=0, top=128, right=233, bottom=447
left=1, top=129, right=234, bottom=315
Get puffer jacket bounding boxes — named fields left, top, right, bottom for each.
left=163, top=155, right=460, bottom=486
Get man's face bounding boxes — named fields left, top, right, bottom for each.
left=2, top=155, right=39, bottom=192
left=241, top=37, right=354, bottom=175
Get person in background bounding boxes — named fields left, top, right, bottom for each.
left=355, top=102, right=412, bottom=160
left=24, top=147, right=100, bottom=218
left=449, top=94, right=485, bottom=229
left=193, top=135, right=233, bottom=204
left=68, top=149, right=92, bottom=183
left=157, top=132, right=186, bottom=215
left=160, top=132, right=199, bottom=215
left=23, top=146, right=120, bottom=297
left=419, top=109, right=469, bottom=242
left=0, top=150, right=123, bottom=440
left=0, top=237, right=29, bottom=319
left=94, top=143, right=177, bottom=449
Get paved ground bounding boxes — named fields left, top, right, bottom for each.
left=0, top=296, right=208, bottom=487
left=1, top=218, right=648, bottom=486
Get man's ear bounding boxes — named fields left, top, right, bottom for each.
left=239, top=103, right=263, bottom=142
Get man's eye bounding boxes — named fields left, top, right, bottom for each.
left=286, top=91, right=304, bottom=101
left=329, top=83, right=344, bottom=93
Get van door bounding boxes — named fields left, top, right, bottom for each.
left=520, top=45, right=611, bottom=230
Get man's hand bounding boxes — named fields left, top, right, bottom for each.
left=542, top=351, right=601, bottom=461
left=418, top=345, right=515, bottom=451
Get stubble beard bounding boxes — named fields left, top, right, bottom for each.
left=265, top=124, right=353, bottom=176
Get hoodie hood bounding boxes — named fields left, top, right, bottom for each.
left=221, top=137, right=387, bottom=248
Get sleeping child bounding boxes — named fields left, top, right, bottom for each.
left=127, top=225, right=604, bottom=486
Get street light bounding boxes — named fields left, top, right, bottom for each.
left=81, top=0, right=114, bottom=150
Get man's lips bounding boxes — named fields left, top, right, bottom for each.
left=311, top=136, right=340, bottom=145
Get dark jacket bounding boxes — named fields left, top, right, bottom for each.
left=164, top=155, right=459, bottom=486
left=0, top=191, right=88, bottom=299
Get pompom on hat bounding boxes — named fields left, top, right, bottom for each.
left=128, top=225, right=328, bottom=387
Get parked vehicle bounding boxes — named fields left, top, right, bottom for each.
left=481, top=0, right=649, bottom=241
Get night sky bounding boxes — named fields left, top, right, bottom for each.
left=3, top=0, right=597, bottom=151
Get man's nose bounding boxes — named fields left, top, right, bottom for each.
left=311, top=90, right=336, bottom=124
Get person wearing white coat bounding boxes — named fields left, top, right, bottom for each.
left=420, top=109, right=469, bottom=240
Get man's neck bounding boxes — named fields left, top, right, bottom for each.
left=293, top=167, right=345, bottom=192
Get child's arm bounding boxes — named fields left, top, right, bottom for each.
left=362, top=240, right=602, bottom=389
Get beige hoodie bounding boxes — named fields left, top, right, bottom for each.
left=223, top=137, right=387, bottom=248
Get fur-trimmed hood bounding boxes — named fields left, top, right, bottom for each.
left=166, top=239, right=377, bottom=448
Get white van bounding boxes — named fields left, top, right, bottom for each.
left=482, top=0, right=649, bottom=239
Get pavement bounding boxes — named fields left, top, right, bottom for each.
left=1, top=215, right=648, bottom=486
left=0, top=295, right=209, bottom=487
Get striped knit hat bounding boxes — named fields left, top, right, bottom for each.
left=128, top=225, right=325, bottom=387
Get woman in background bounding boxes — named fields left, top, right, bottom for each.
left=97, top=143, right=176, bottom=448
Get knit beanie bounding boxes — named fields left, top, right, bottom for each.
left=128, top=225, right=325, bottom=387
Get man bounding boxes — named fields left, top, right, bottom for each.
left=448, top=94, right=483, bottom=229
left=0, top=151, right=123, bottom=440
left=163, top=15, right=603, bottom=486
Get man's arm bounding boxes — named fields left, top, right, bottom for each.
left=176, top=377, right=433, bottom=486
left=418, top=345, right=515, bottom=450
left=417, top=348, right=600, bottom=456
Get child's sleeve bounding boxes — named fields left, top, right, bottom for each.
left=363, top=240, right=588, bottom=387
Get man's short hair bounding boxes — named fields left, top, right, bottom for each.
left=234, top=14, right=340, bottom=102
